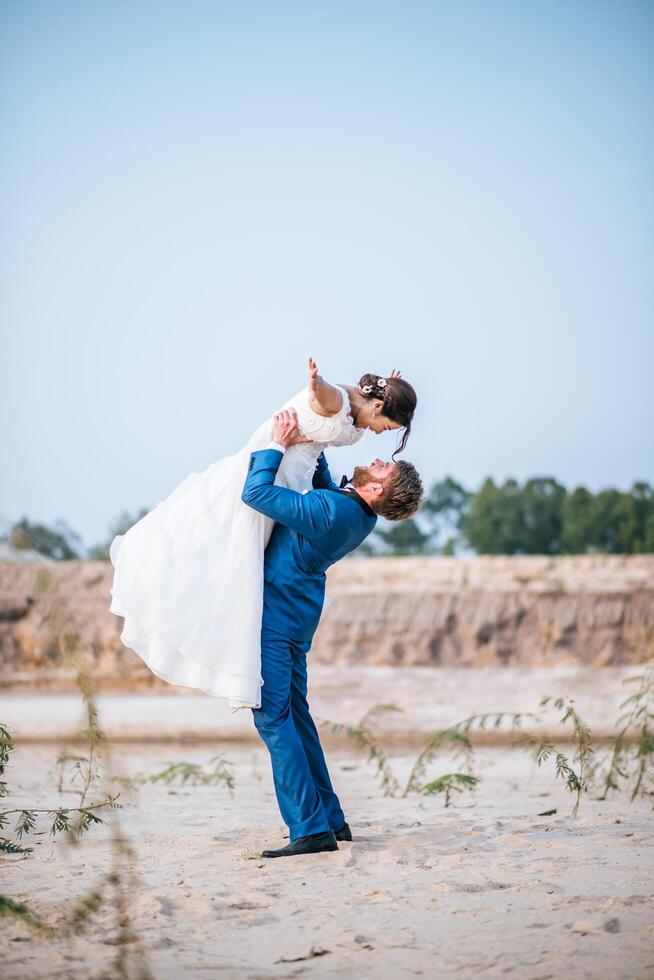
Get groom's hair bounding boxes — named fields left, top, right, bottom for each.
left=373, top=461, right=424, bottom=521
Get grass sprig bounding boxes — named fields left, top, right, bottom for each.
left=517, top=696, right=594, bottom=817
left=595, top=666, right=654, bottom=802
left=0, top=723, right=14, bottom=799
left=0, top=895, right=54, bottom=936
left=404, top=711, right=533, bottom=798
left=108, top=756, right=236, bottom=794
left=0, top=795, right=120, bottom=844
left=318, top=703, right=402, bottom=796
left=420, top=773, right=479, bottom=807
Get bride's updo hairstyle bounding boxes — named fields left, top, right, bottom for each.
left=357, top=373, right=417, bottom=456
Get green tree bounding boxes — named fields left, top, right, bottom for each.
left=627, top=481, right=654, bottom=553
left=9, top=518, right=81, bottom=560
left=422, top=477, right=471, bottom=553
left=644, top=512, right=654, bottom=553
left=556, top=481, right=654, bottom=555
left=591, top=489, right=626, bottom=552
left=583, top=485, right=653, bottom=554
left=561, top=486, right=595, bottom=553
left=460, top=477, right=565, bottom=555
left=519, top=477, right=566, bottom=554
left=460, top=478, right=524, bottom=554
left=374, top=517, right=433, bottom=556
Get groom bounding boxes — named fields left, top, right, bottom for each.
left=241, top=407, right=423, bottom=858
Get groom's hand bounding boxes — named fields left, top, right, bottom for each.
left=272, top=408, right=311, bottom=447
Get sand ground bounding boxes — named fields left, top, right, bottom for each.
left=1, top=738, right=653, bottom=979
left=2, top=665, right=640, bottom=743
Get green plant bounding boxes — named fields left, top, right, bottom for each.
left=1, top=569, right=153, bottom=977
left=0, top=795, right=121, bottom=843
left=56, top=752, right=95, bottom=795
left=404, top=711, right=533, bottom=799
left=404, top=728, right=474, bottom=797
left=518, top=696, right=594, bottom=817
left=318, top=704, right=402, bottom=796
left=0, top=723, right=13, bottom=799
left=0, top=572, right=111, bottom=861
left=0, top=838, right=33, bottom=855
left=0, top=895, right=54, bottom=936
left=595, top=666, right=654, bottom=802
left=421, top=773, right=479, bottom=807
left=115, top=756, right=236, bottom=792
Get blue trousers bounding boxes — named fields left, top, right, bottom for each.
left=251, top=627, right=345, bottom=840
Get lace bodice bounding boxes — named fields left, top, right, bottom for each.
left=283, top=384, right=363, bottom=449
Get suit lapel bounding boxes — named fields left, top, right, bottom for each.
left=328, top=486, right=375, bottom=518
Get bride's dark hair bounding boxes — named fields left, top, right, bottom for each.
left=357, top=373, right=417, bottom=456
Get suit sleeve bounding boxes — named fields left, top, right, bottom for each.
left=312, top=452, right=339, bottom=491
left=241, top=448, right=334, bottom=537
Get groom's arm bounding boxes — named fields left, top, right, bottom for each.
left=312, top=452, right=338, bottom=491
left=241, top=449, right=334, bottom=537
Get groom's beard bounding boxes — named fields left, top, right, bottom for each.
left=350, top=465, right=374, bottom=489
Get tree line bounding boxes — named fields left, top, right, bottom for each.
left=3, top=478, right=653, bottom=560
left=365, top=476, right=654, bottom=556
left=4, top=510, right=148, bottom=562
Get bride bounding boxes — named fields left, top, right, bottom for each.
left=109, top=358, right=417, bottom=710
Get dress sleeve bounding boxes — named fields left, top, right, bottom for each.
left=288, top=385, right=359, bottom=448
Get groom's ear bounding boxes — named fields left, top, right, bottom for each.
left=368, top=481, right=385, bottom=498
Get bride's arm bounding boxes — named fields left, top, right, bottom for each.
left=307, top=356, right=343, bottom=418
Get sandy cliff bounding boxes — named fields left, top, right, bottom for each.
left=0, top=556, right=652, bottom=690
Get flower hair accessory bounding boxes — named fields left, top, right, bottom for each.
left=360, top=377, right=387, bottom=395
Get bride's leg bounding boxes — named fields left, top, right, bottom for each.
left=289, top=649, right=346, bottom=833
left=251, top=629, right=332, bottom=841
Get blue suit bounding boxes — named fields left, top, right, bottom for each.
left=241, top=448, right=377, bottom=839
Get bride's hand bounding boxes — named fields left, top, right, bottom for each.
left=308, top=356, right=321, bottom=394
left=307, top=356, right=343, bottom=416
left=389, top=368, right=402, bottom=379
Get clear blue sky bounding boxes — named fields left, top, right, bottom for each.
left=1, top=0, right=652, bottom=548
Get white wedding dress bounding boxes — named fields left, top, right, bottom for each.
left=109, top=385, right=363, bottom=710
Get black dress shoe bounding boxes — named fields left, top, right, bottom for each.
left=334, top=821, right=352, bottom=842
left=262, top=830, right=338, bottom=858
left=280, top=823, right=352, bottom=842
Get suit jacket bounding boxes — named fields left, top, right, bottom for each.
left=241, top=449, right=377, bottom=644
